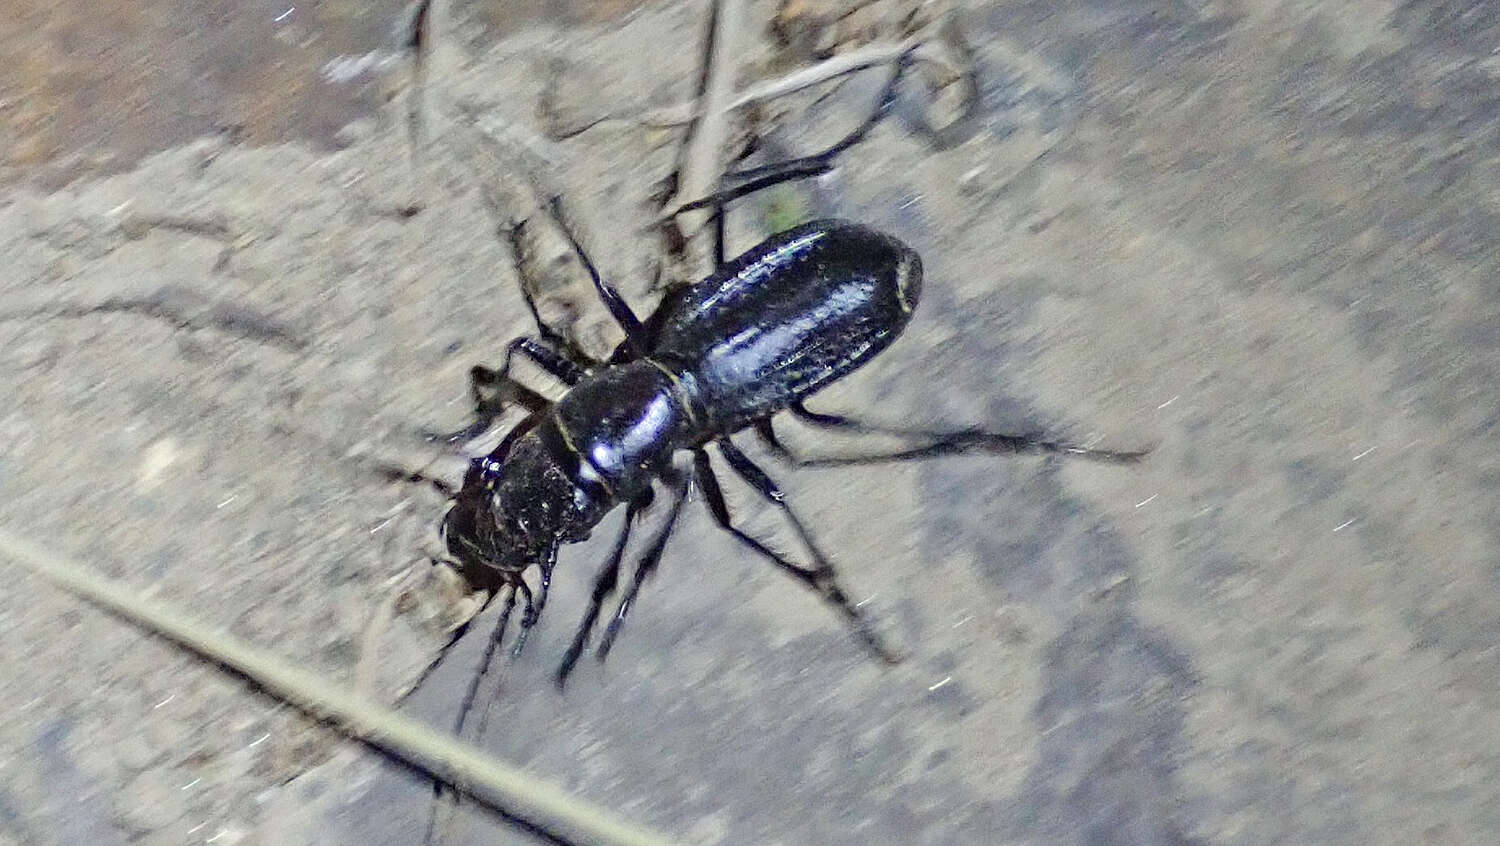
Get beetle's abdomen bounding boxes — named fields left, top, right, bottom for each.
left=650, top=220, right=921, bottom=432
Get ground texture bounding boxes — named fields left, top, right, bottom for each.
left=2, top=1, right=1499, bottom=844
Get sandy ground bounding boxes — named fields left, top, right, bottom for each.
left=3, top=0, right=1500, bottom=844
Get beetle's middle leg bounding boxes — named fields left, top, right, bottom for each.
left=694, top=445, right=905, bottom=664
left=756, top=402, right=1150, bottom=465
left=673, top=49, right=915, bottom=273
left=539, top=196, right=650, bottom=357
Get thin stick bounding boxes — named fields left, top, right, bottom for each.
left=638, top=37, right=928, bottom=128
left=670, top=0, right=746, bottom=246
left=0, top=526, right=682, bottom=846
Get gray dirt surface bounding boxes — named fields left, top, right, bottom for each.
left=3, top=0, right=1500, bottom=844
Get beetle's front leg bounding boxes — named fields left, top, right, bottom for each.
left=596, top=471, right=691, bottom=661
left=425, top=336, right=585, bottom=445
left=557, top=497, right=650, bottom=689
left=515, top=541, right=559, bottom=656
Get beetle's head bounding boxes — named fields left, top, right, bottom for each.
left=440, top=430, right=608, bottom=592
left=439, top=455, right=530, bottom=593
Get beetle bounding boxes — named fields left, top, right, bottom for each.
left=415, top=209, right=1144, bottom=691
left=391, top=33, right=1142, bottom=695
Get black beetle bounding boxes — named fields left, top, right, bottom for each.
left=418, top=215, right=1143, bottom=690
left=390, top=33, right=1142, bottom=693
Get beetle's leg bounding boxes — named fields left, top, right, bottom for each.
left=492, top=336, right=588, bottom=386
left=451, top=582, right=518, bottom=730
left=512, top=577, right=537, bottom=647
left=514, top=542, right=558, bottom=655
left=531, top=542, right=558, bottom=632
left=500, top=217, right=613, bottom=367
left=596, top=470, right=691, bottom=661
left=757, top=404, right=1150, bottom=465
left=469, top=337, right=582, bottom=419
left=424, top=368, right=543, bottom=446
left=427, top=579, right=519, bottom=842
left=453, top=555, right=552, bottom=829
left=426, top=336, right=577, bottom=445
left=393, top=558, right=497, bottom=701
left=698, top=445, right=904, bottom=664
left=406, top=578, right=517, bottom=747
left=375, top=465, right=458, bottom=498
left=543, top=196, right=649, bottom=358
left=633, top=262, right=672, bottom=356
left=557, top=497, right=648, bottom=688
left=669, top=50, right=913, bottom=218
left=711, top=201, right=728, bottom=268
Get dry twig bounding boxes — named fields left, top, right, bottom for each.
left=0, top=526, right=682, bottom=846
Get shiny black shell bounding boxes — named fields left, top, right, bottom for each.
left=648, top=219, right=922, bottom=432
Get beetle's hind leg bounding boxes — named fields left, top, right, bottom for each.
left=668, top=50, right=914, bottom=221
left=694, top=446, right=905, bottom=664
left=756, top=403, right=1151, bottom=466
